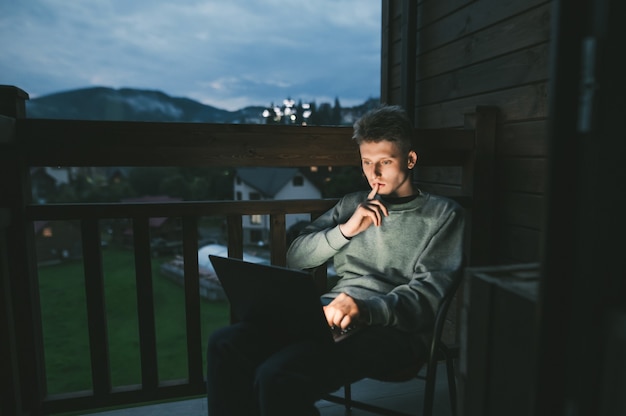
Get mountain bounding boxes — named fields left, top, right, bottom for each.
left=25, top=87, right=380, bottom=124
left=25, top=87, right=267, bottom=123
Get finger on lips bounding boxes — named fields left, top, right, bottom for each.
left=368, top=183, right=379, bottom=200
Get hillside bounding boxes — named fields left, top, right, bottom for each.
left=25, top=87, right=266, bottom=123
left=25, top=87, right=380, bottom=124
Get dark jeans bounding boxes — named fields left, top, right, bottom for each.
left=206, top=321, right=425, bottom=416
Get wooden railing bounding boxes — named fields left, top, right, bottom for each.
left=0, top=86, right=497, bottom=415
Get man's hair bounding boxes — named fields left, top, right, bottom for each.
left=352, top=105, right=414, bottom=154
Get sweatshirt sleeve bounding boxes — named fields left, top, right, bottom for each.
left=358, top=206, right=465, bottom=332
left=286, top=195, right=357, bottom=270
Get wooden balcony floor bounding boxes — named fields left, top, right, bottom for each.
left=82, top=363, right=454, bottom=416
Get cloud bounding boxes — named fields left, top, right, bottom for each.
left=0, top=0, right=381, bottom=110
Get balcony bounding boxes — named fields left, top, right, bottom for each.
left=1, top=86, right=496, bottom=415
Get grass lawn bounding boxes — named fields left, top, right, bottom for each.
left=37, top=246, right=230, bottom=395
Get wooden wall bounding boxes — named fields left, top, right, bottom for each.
left=382, top=0, right=552, bottom=264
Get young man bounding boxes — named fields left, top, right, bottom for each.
left=206, top=105, right=465, bottom=416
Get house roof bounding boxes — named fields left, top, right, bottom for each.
left=236, top=167, right=301, bottom=197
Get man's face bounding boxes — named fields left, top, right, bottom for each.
left=359, top=140, right=417, bottom=198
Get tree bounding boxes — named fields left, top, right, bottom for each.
left=331, top=97, right=342, bottom=125
left=128, top=167, right=177, bottom=196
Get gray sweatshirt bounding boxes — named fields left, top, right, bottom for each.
left=286, top=190, right=465, bottom=335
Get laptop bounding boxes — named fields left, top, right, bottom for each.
left=208, top=255, right=360, bottom=343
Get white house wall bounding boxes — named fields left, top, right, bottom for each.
left=234, top=171, right=322, bottom=245
left=274, top=174, right=321, bottom=231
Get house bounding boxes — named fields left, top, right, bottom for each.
left=29, top=167, right=71, bottom=203
left=234, top=167, right=321, bottom=246
left=33, top=220, right=82, bottom=265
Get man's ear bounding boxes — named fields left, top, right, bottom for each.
left=407, top=150, right=418, bottom=169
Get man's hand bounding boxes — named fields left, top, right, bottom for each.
left=323, top=293, right=360, bottom=329
left=338, top=184, right=388, bottom=238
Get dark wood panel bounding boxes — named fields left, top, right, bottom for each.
left=417, top=43, right=550, bottom=103
left=499, top=192, right=544, bottom=230
left=132, top=218, right=159, bottom=392
left=17, top=121, right=356, bottom=167
left=81, top=219, right=111, bottom=396
left=417, top=3, right=551, bottom=79
left=181, top=217, right=203, bottom=385
left=25, top=199, right=339, bottom=221
left=389, top=3, right=403, bottom=40
left=417, top=0, right=548, bottom=55
left=499, top=120, right=548, bottom=157
left=417, top=0, right=475, bottom=29
left=497, top=157, right=547, bottom=194
left=389, top=63, right=403, bottom=96
left=416, top=165, right=462, bottom=185
left=496, top=225, right=542, bottom=263
left=416, top=82, right=549, bottom=127
left=15, top=120, right=476, bottom=167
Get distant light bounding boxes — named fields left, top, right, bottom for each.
left=290, top=114, right=296, bottom=121
left=303, top=110, right=312, bottom=118
left=302, top=103, right=310, bottom=109
left=262, top=109, right=271, bottom=118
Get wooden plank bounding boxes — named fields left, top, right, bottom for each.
left=416, top=0, right=547, bottom=55
left=496, top=226, right=542, bottom=263
left=416, top=3, right=551, bottom=79
left=499, top=192, right=544, bottom=230
left=181, top=217, right=203, bottom=385
left=16, top=119, right=476, bottom=168
left=25, top=199, right=339, bottom=221
left=0, top=208, right=24, bottom=416
left=499, top=120, right=548, bottom=157
left=466, top=106, right=497, bottom=266
left=132, top=218, right=159, bottom=392
left=81, top=219, right=112, bottom=397
left=0, top=114, right=15, bottom=144
left=0, top=85, right=28, bottom=118
left=416, top=82, right=549, bottom=127
left=416, top=166, right=462, bottom=186
left=269, top=213, right=287, bottom=267
left=462, top=273, right=494, bottom=416
left=381, top=0, right=391, bottom=103
left=18, top=121, right=356, bottom=167
left=417, top=43, right=550, bottom=104
left=497, top=157, right=547, bottom=194
left=416, top=0, right=475, bottom=29
left=226, top=215, right=243, bottom=260
left=400, top=0, right=418, bottom=115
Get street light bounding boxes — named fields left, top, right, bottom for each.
left=263, top=98, right=313, bottom=125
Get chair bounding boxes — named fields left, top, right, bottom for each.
left=318, top=107, right=497, bottom=415
left=323, top=267, right=464, bottom=416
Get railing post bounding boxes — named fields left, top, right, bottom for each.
left=0, top=86, right=46, bottom=415
left=0, top=85, right=28, bottom=118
